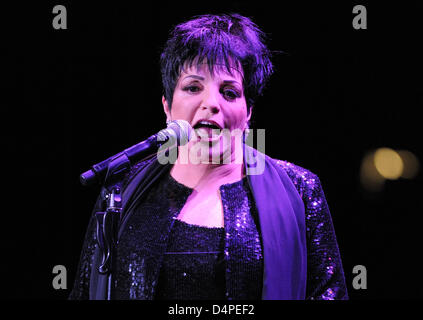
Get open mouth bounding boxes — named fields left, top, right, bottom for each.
left=193, top=120, right=223, bottom=140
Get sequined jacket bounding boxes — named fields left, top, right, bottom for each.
left=69, top=150, right=348, bottom=300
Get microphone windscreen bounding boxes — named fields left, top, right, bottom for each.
left=166, top=120, right=192, bottom=145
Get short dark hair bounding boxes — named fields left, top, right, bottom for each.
left=160, top=13, right=274, bottom=112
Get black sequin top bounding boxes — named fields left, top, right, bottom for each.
left=155, top=220, right=226, bottom=300
left=92, top=172, right=263, bottom=300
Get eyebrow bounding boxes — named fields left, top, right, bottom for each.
left=183, top=75, right=205, bottom=81
left=182, top=75, right=240, bottom=85
left=222, top=80, right=239, bottom=85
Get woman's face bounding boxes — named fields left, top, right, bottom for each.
left=162, top=61, right=251, bottom=164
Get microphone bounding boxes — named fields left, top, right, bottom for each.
left=79, top=120, right=192, bottom=187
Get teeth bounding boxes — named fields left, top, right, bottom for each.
left=197, top=121, right=219, bottom=128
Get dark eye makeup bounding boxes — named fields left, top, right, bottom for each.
left=181, top=81, right=242, bottom=101
left=182, top=85, right=201, bottom=93
left=221, top=87, right=241, bottom=100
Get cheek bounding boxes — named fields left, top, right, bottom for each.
left=170, top=93, right=197, bottom=120
left=227, top=104, right=248, bottom=129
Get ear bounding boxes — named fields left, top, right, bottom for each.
left=162, top=96, right=171, bottom=121
left=245, top=105, right=253, bottom=129
left=247, top=105, right=253, bottom=122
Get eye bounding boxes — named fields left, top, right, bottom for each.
left=182, top=85, right=201, bottom=93
left=221, top=87, right=241, bottom=101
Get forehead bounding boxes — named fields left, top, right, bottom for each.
left=180, top=60, right=244, bottom=83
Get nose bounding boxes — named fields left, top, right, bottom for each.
left=201, top=87, right=221, bottom=114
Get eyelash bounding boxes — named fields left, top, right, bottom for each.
left=182, top=84, right=241, bottom=101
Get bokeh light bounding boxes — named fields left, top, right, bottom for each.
left=360, top=148, right=420, bottom=192
left=373, top=148, right=403, bottom=180
left=360, top=150, right=385, bottom=192
left=397, top=150, right=419, bottom=179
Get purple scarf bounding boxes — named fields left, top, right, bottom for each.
left=244, top=145, right=307, bottom=299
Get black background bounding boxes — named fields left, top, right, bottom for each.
left=1, top=1, right=422, bottom=300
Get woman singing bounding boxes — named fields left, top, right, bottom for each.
left=69, top=13, right=348, bottom=300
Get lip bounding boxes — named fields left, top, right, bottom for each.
left=192, top=119, right=224, bottom=143
left=192, top=118, right=223, bottom=130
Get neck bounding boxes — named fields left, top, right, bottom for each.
left=170, top=146, right=245, bottom=191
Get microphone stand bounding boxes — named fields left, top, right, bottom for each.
left=95, top=153, right=130, bottom=300
left=80, top=120, right=191, bottom=299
